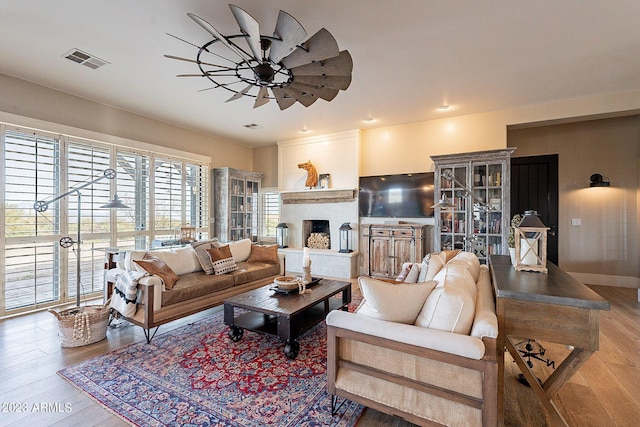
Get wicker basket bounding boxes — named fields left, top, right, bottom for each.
left=49, top=303, right=111, bottom=347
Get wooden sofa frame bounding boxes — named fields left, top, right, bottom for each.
left=327, top=325, right=499, bottom=426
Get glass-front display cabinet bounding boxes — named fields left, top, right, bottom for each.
left=431, top=148, right=515, bottom=264
left=213, top=168, right=262, bottom=242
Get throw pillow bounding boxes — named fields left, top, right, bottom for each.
left=134, top=253, right=179, bottom=290
left=356, top=276, right=437, bottom=324
left=228, top=238, right=252, bottom=263
left=191, top=239, right=220, bottom=274
left=424, top=252, right=446, bottom=281
left=206, top=245, right=239, bottom=275
left=403, top=263, right=421, bottom=283
left=395, top=262, right=413, bottom=282
left=246, top=244, right=279, bottom=264
left=417, top=253, right=431, bottom=282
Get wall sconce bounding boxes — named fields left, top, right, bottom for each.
left=339, top=223, right=353, bottom=253
left=514, top=210, right=549, bottom=274
left=276, top=223, right=289, bottom=248
left=589, top=173, right=610, bottom=187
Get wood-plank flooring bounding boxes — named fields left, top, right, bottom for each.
left=0, top=285, right=638, bottom=426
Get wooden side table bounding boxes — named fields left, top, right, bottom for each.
left=489, top=255, right=610, bottom=426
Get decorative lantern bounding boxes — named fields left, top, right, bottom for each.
left=339, top=223, right=353, bottom=253
left=276, top=223, right=288, bottom=248
left=514, top=210, right=549, bottom=273
left=180, top=225, right=196, bottom=242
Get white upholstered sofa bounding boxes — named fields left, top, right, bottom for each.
left=326, top=251, right=498, bottom=426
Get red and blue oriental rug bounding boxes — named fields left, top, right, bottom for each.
left=58, top=309, right=363, bottom=426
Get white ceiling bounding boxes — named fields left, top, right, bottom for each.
left=1, top=1, right=639, bottom=147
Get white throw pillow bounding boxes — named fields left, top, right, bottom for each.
left=417, top=253, right=431, bottom=282
left=404, top=263, right=421, bottom=283
left=229, top=238, right=252, bottom=262
left=414, top=263, right=477, bottom=334
left=152, top=247, right=200, bottom=276
left=424, top=252, right=446, bottom=281
left=356, top=276, right=437, bottom=324
left=125, top=250, right=148, bottom=272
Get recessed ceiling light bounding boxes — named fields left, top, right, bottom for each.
left=363, top=117, right=376, bottom=124
left=300, top=127, right=311, bottom=134
left=438, top=105, right=451, bottom=111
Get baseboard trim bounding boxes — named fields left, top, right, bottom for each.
left=568, top=272, right=640, bottom=288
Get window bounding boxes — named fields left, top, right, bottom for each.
left=116, top=150, right=151, bottom=249
left=3, top=129, right=62, bottom=312
left=1, top=125, right=209, bottom=317
left=186, top=162, right=209, bottom=241
left=260, top=188, right=280, bottom=243
left=153, top=157, right=183, bottom=242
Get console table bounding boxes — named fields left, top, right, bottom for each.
left=489, top=255, right=610, bottom=426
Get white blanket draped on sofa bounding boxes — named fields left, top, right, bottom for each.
left=110, top=270, right=147, bottom=317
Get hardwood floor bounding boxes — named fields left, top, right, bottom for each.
left=0, top=285, right=638, bottom=426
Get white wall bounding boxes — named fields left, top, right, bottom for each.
left=278, top=130, right=360, bottom=191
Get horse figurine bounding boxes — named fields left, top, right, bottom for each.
left=297, top=160, right=318, bottom=189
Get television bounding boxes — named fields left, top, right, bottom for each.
left=359, top=172, right=435, bottom=218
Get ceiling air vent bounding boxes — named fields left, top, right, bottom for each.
left=63, top=49, right=109, bottom=69
left=243, top=123, right=262, bottom=130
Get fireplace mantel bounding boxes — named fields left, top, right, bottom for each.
left=281, top=189, right=357, bottom=204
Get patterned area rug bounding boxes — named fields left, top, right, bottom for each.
left=59, top=305, right=363, bottom=426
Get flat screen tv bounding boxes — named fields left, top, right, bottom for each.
left=359, top=172, right=435, bottom=218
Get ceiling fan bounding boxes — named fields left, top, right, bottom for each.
left=165, top=4, right=353, bottom=110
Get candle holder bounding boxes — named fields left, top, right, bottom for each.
left=302, top=260, right=312, bottom=284
left=298, top=261, right=312, bottom=294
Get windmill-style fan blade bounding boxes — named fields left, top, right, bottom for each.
left=269, top=10, right=307, bottom=64
left=226, top=84, right=253, bottom=102
left=229, top=4, right=262, bottom=60
left=177, top=73, right=238, bottom=77
left=271, top=87, right=296, bottom=110
left=290, top=50, right=353, bottom=77
left=281, top=28, right=340, bottom=69
left=292, top=74, right=352, bottom=90
left=289, top=82, right=339, bottom=102
left=188, top=13, right=251, bottom=61
left=254, top=87, right=270, bottom=108
left=282, top=86, right=318, bottom=107
left=164, top=54, right=235, bottom=70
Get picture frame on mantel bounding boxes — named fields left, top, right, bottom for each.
left=319, top=174, right=330, bottom=189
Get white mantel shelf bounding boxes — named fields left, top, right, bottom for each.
left=281, top=189, right=357, bottom=204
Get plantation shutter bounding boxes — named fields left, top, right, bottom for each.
left=153, top=157, right=184, bottom=241
left=186, top=162, right=209, bottom=240
left=116, top=150, right=151, bottom=249
left=3, top=129, right=63, bottom=312
left=260, top=188, right=280, bottom=242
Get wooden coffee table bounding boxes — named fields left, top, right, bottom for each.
left=223, top=278, right=351, bottom=359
